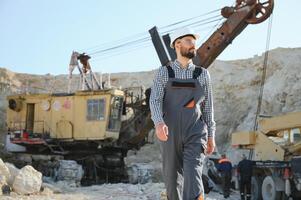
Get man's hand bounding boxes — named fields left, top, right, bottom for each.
left=206, top=137, right=215, bottom=155
left=155, top=122, right=168, bottom=141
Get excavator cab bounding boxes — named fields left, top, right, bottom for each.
left=107, top=96, right=124, bottom=132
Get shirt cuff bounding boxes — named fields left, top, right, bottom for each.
left=153, top=117, right=165, bottom=127
left=208, top=131, right=215, bottom=138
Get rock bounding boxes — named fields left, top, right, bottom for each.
left=56, top=160, right=83, bottom=187
left=9, top=191, right=18, bottom=197
left=40, top=186, right=53, bottom=196
left=0, top=158, right=10, bottom=183
left=12, top=165, right=42, bottom=195
left=1, top=184, right=11, bottom=195
left=160, top=190, right=168, bottom=200
left=41, top=183, right=62, bottom=194
left=127, top=163, right=155, bottom=184
left=0, top=175, right=7, bottom=185
left=125, top=139, right=163, bottom=183
left=0, top=175, right=7, bottom=195
left=5, top=162, right=20, bottom=186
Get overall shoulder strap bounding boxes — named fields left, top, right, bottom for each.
left=166, top=65, right=175, bottom=78
left=193, top=67, right=203, bottom=79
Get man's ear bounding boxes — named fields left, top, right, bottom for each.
left=174, top=40, right=181, bottom=49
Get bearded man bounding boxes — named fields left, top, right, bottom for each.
left=150, top=27, right=216, bottom=200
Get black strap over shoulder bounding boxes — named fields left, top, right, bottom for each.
left=166, top=65, right=175, bottom=78
left=193, top=67, right=203, bottom=79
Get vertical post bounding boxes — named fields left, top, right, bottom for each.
left=108, top=73, right=111, bottom=89
left=99, top=71, right=103, bottom=89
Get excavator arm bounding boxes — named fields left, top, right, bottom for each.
left=150, top=0, right=274, bottom=68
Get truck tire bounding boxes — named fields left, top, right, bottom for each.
left=262, top=176, right=281, bottom=200
left=252, top=176, right=263, bottom=200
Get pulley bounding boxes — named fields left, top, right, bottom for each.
left=221, top=0, right=274, bottom=25
left=240, top=0, right=274, bottom=24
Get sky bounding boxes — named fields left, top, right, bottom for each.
left=0, top=0, right=300, bottom=75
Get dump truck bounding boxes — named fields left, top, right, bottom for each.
left=232, top=111, right=301, bottom=199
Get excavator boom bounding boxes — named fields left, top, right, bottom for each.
left=194, top=0, right=274, bottom=68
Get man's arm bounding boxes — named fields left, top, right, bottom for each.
left=150, top=67, right=169, bottom=141
left=150, top=66, right=166, bottom=125
left=201, top=69, right=216, bottom=154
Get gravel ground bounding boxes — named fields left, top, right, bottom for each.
left=0, top=183, right=240, bottom=200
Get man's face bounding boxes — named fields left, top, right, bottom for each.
left=176, top=35, right=196, bottom=59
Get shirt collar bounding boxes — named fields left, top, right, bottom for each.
left=174, top=59, right=195, bottom=70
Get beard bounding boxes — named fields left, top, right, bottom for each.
left=180, top=47, right=196, bottom=59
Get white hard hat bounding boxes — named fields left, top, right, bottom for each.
left=169, top=27, right=200, bottom=48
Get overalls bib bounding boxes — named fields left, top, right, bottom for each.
left=161, top=66, right=207, bottom=200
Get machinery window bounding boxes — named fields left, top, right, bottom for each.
left=292, top=128, right=301, bottom=143
left=87, top=99, right=105, bottom=121
left=108, top=96, right=123, bottom=131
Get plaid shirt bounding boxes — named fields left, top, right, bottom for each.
left=150, top=60, right=216, bottom=138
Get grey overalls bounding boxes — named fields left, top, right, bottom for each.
left=161, top=65, right=207, bottom=200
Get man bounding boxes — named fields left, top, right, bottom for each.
left=237, top=154, right=254, bottom=200
left=217, top=154, right=232, bottom=198
left=150, top=27, right=216, bottom=200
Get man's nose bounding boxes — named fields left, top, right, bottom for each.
left=190, top=43, right=196, bottom=48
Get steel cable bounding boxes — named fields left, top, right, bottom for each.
left=84, top=8, right=222, bottom=55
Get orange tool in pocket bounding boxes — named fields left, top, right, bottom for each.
left=197, top=195, right=204, bottom=200
left=184, top=98, right=195, bottom=108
